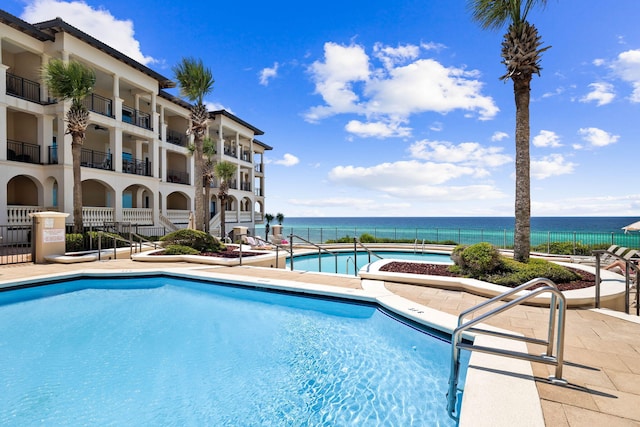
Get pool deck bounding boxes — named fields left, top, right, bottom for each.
left=1, top=259, right=639, bottom=426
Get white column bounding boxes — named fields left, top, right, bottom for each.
left=40, top=53, right=50, bottom=102
left=38, top=114, right=54, bottom=164
left=0, top=102, right=7, bottom=161
left=113, top=75, right=122, bottom=122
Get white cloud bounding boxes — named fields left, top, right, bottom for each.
left=373, top=42, right=420, bottom=70
left=491, top=131, right=509, bottom=142
left=272, top=153, right=299, bottom=166
left=580, top=82, right=615, bottom=106
left=578, top=127, right=620, bottom=147
left=430, top=121, right=444, bottom=132
left=205, top=102, right=230, bottom=113
left=610, top=49, right=640, bottom=102
left=327, top=159, right=507, bottom=202
left=21, top=0, right=155, bottom=65
left=345, top=119, right=411, bottom=138
left=408, top=139, right=512, bottom=168
left=304, top=41, right=498, bottom=131
left=532, top=130, right=562, bottom=147
left=531, top=154, right=576, bottom=179
left=259, top=62, right=279, bottom=86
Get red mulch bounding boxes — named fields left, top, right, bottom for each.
left=154, top=247, right=262, bottom=258
left=379, top=261, right=596, bottom=291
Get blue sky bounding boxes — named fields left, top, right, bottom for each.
left=5, top=0, right=640, bottom=217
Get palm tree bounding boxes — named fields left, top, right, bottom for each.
left=42, top=59, right=96, bottom=233
left=173, top=57, right=215, bottom=232
left=276, top=212, right=285, bottom=225
left=202, top=137, right=216, bottom=232
left=214, top=161, right=237, bottom=239
left=468, top=0, right=550, bottom=262
left=264, top=213, right=274, bottom=240
left=188, top=137, right=216, bottom=232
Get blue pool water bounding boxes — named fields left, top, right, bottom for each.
left=0, top=276, right=468, bottom=425
left=289, top=250, right=453, bottom=275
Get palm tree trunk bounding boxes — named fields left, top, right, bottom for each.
left=513, top=74, right=532, bottom=262
left=193, top=135, right=204, bottom=231
left=220, top=197, right=226, bottom=240
left=72, top=137, right=83, bottom=233
left=204, top=182, right=211, bottom=233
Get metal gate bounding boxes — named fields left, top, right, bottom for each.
left=0, top=224, right=32, bottom=265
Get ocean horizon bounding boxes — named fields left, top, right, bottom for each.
left=265, top=216, right=638, bottom=233
left=255, top=216, right=640, bottom=248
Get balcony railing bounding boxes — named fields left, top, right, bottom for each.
left=223, top=146, right=237, bottom=157
left=240, top=150, right=252, bottom=162
left=254, top=163, right=264, bottom=173
left=166, top=129, right=187, bottom=147
left=7, top=140, right=40, bottom=164
left=6, top=72, right=41, bottom=103
left=240, top=182, right=252, bottom=192
left=228, top=180, right=237, bottom=190
left=48, top=145, right=58, bottom=164
left=122, top=105, right=152, bottom=130
left=82, top=93, right=113, bottom=117
left=81, top=148, right=113, bottom=170
left=255, top=188, right=264, bottom=197
left=166, top=169, right=189, bottom=184
left=123, top=158, right=152, bottom=176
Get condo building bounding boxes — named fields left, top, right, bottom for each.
left=0, top=9, right=271, bottom=236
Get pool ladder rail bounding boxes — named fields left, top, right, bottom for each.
left=414, top=239, right=426, bottom=254
left=447, top=277, right=568, bottom=421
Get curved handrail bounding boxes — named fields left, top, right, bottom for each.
left=288, top=234, right=339, bottom=273
left=354, top=238, right=383, bottom=274
left=594, top=247, right=639, bottom=314
left=447, top=277, right=567, bottom=421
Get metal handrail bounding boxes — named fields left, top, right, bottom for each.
left=594, top=247, right=639, bottom=315
left=447, top=277, right=567, bottom=421
left=288, top=234, right=338, bottom=273
left=354, top=238, right=383, bottom=275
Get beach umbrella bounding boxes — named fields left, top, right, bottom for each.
left=622, top=220, right=640, bottom=233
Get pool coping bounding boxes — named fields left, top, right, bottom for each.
left=361, top=258, right=627, bottom=308
left=0, top=266, right=545, bottom=426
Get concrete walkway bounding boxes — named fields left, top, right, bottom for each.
left=1, top=259, right=639, bottom=426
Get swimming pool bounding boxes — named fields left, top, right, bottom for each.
left=289, top=250, right=453, bottom=274
left=0, top=275, right=468, bottom=425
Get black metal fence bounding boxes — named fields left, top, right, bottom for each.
left=257, top=226, right=640, bottom=254
left=0, top=225, right=32, bottom=264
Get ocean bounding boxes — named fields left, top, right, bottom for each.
left=255, top=217, right=640, bottom=249
left=273, top=217, right=637, bottom=233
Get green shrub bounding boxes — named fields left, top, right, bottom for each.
left=531, top=241, right=594, bottom=256
left=453, top=242, right=502, bottom=276
left=485, top=258, right=580, bottom=287
left=65, top=233, right=85, bottom=252
left=359, top=233, right=376, bottom=243
left=162, top=244, right=201, bottom=255
left=160, top=229, right=224, bottom=252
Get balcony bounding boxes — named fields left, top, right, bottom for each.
left=240, top=182, right=252, bottom=192
left=123, top=157, right=152, bottom=176
left=240, top=150, right=252, bottom=163
left=254, top=188, right=264, bottom=197
left=166, top=169, right=189, bottom=184
left=223, top=146, right=237, bottom=158
left=6, top=73, right=41, bottom=103
left=166, top=129, right=187, bottom=147
left=254, top=163, right=264, bottom=173
left=81, top=148, right=113, bottom=170
left=48, top=145, right=58, bottom=164
left=122, top=105, right=152, bottom=130
left=82, top=93, right=113, bottom=117
left=7, top=140, right=40, bottom=164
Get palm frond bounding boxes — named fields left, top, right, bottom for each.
left=173, top=57, right=214, bottom=105
left=42, top=59, right=96, bottom=103
left=468, top=0, right=548, bottom=29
